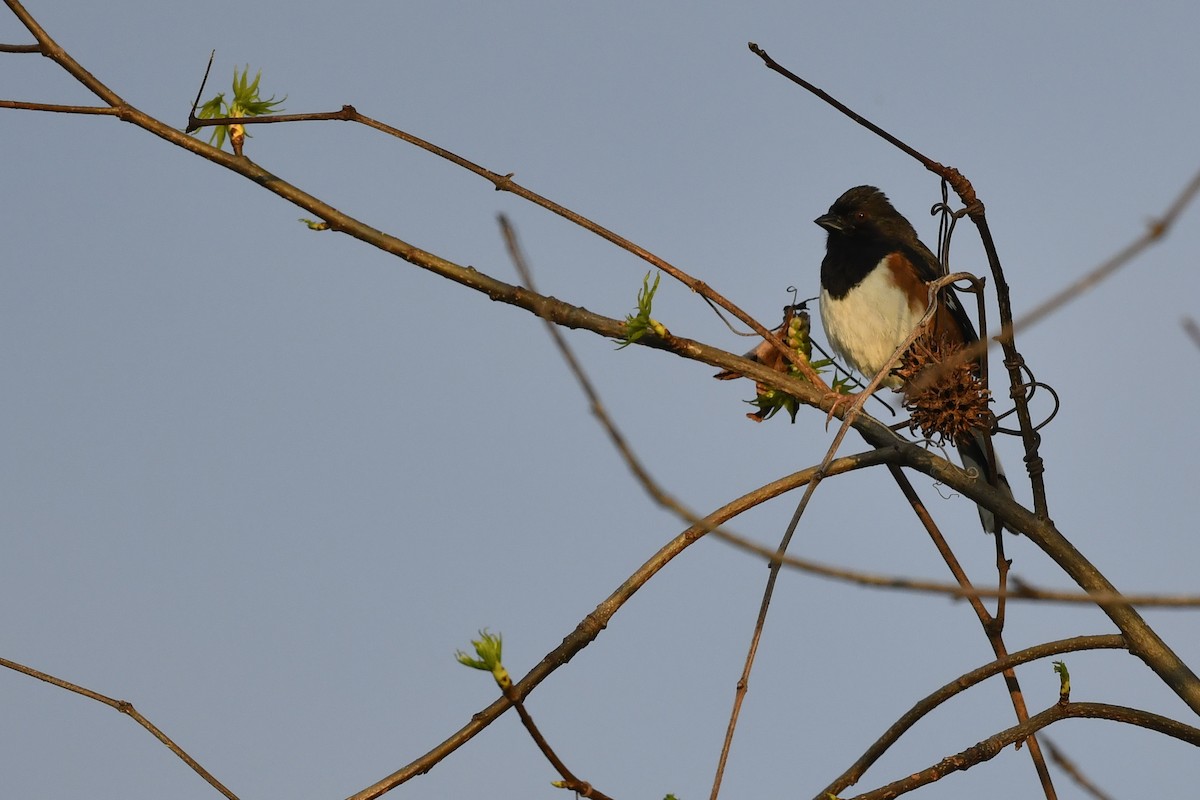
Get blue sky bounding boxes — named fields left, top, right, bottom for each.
left=3, top=2, right=1199, bottom=799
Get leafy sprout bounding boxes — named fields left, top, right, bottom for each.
left=194, top=66, right=286, bottom=153
left=1052, top=660, right=1071, bottom=702
left=455, top=629, right=511, bottom=689
left=618, top=272, right=668, bottom=348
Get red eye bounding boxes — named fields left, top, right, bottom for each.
left=855, top=211, right=867, bottom=221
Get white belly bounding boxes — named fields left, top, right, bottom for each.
left=819, top=265, right=923, bottom=388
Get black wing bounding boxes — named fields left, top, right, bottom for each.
left=901, top=237, right=980, bottom=346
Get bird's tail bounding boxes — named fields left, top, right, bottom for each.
left=957, top=431, right=1015, bottom=534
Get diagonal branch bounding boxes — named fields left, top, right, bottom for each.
left=4, top=0, right=125, bottom=107
left=1042, top=738, right=1116, bottom=800
left=886, top=467, right=1057, bottom=795
left=0, top=656, right=239, bottom=800
left=819, top=634, right=1126, bottom=798
left=709, top=523, right=1200, bottom=606
left=0, top=100, right=118, bottom=114
left=874, top=437, right=1200, bottom=714
left=503, top=687, right=613, bottom=800
left=183, top=100, right=830, bottom=391
left=848, top=702, right=1200, bottom=800
left=345, top=450, right=895, bottom=800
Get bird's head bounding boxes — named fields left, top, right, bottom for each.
left=814, top=185, right=916, bottom=243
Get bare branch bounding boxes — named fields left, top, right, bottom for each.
left=186, top=105, right=358, bottom=131
left=712, top=526, right=1200, bottom=606
left=0, top=99, right=119, bottom=114
left=708, top=282, right=970, bottom=800
left=820, top=634, right=1126, bottom=798
left=5, top=0, right=125, bottom=107
left=1008, top=167, right=1200, bottom=337
left=748, top=42, right=939, bottom=173
left=709, top=467, right=821, bottom=800
left=504, top=688, right=613, bottom=800
left=183, top=98, right=837, bottom=392
left=494, top=223, right=615, bottom=800
left=848, top=702, right=1200, bottom=800
left=346, top=449, right=892, bottom=800
left=0, top=656, right=239, bottom=800
left=886, top=467, right=1056, bottom=796
left=1184, top=316, right=1200, bottom=351
left=1042, top=738, right=1116, bottom=800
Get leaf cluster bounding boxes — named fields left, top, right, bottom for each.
left=194, top=65, right=286, bottom=151
left=618, top=272, right=668, bottom=348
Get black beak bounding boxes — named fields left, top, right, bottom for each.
left=814, top=212, right=845, bottom=233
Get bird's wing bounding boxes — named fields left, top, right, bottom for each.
left=903, top=239, right=980, bottom=346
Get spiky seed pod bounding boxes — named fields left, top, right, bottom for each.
left=896, top=336, right=995, bottom=446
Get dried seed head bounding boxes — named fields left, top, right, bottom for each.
left=897, top=336, right=994, bottom=446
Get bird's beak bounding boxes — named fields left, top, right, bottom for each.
left=814, top=213, right=845, bottom=233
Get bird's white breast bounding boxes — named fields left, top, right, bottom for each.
left=819, top=260, right=924, bottom=388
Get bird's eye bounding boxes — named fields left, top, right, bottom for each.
left=855, top=211, right=867, bottom=221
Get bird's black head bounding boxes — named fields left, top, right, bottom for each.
left=814, top=185, right=918, bottom=244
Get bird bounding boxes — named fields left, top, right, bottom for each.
left=814, top=185, right=1013, bottom=533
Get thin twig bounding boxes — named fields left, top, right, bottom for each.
left=878, top=438, right=1200, bottom=713
left=500, top=214, right=821, bottom=800
left=748, top=42, right=936, bottom=172
left=847, top=702, right=1200, bottom=800
left=0, top=99, right=119, bottom=114
left=886, top=467, right=1057, bottom=798
left=710, top=271, right=974, bottom=800
left=498, top=214, right=687, bottom=510
left=993, top=530, right=1009, bottom=632
left=499, top=215, right=882, bottom=800
left=503, top=689, right=613, bottom=800
left=186, top=105, right=357, bottom=132
left=185, top=100, right=834, bottom=394
left=1042, top=738, right=1116, bottom=800
left=709, top=474, right=817, bottom=800
left=0, top=656, right=239, bottom=800
left=4, top=0, right=125, bottom=107
left=496, top=221, right=616, bottom=800
left=186, top=49, right=215, bottom=124
left=818, top=634, right=1126, bottom=798
left=1183, top=317, right=1200, bottom=351
left=711, top=525, right=1200, bottom=606
left=1010, top=167, right=1200, bottom=337
left=348, top=447, right=894, bottom=799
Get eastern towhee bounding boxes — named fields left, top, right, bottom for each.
left=815, top=185, right=1013, bottom=534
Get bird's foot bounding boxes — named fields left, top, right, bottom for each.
left=824, top=390, right=862, bottom=430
